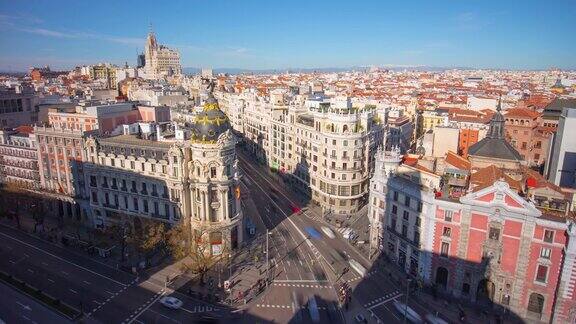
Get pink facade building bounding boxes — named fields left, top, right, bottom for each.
left=432, top=181, right=567, bottom=322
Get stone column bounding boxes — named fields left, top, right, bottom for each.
left=204, top=191, right=211, bottom=222
left=221, top=189, right=227, bottom=221
left=201, top=192, right=207, bottom=221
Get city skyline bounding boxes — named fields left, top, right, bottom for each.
left=1, top=0, right=575, bottom=71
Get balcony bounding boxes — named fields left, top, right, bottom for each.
left=101, top=182, right=108, bottom=188
left=102, top=203, right=118, bottom=209
left=130, top=188, right=137, bottom=193
left=120, top=186, right=127, bottom=191
left=141, top=190, right=148, bottom=195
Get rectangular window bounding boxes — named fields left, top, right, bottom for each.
left=133, top=198, right=139, bottom=211
left=443, top=227, right=451, bottom=237
left=540, top=247, right=551, bottom=259
left=393, top=191, right=398, bottom=201
left=402, top=224, right=408, bottom=237
left=441, top=242, right=449, bottom=257
left=544, top=230, right=554, bottom=243
left=535, top=265, right=548, bottom=283
left=403, top=210, right=409, bottom=221
left=444, top=210, right=453, bottom=222
left=405, top=196, right=411, bottom=208
left=392, top=205, right=397, bottom=215
left=417, top=202, right=423, bottom=212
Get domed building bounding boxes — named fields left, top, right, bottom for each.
left=186, top=87, right=243, bottom=254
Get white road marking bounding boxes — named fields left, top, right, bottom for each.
left=83, top=280, right=91, bottom=285
left=367, top=294, right=402, bottom=310
left=69, top=289, right=78, bottom=294
left=27, top=269, right=34, bottom=273
left=16, top=302, right=32, bottom=311
left=47, top=279, right=55, bottom=283
left=126, top=289, right=165, bottom=324
left=61, top=271, right=69, bottom=275
left=41, top=262, right=48, bottom=266
left=0, top=232, right=128, bottom=287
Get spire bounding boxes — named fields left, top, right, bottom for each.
left=487, top=96, right=505, bottom=139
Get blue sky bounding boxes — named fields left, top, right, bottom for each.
left=0, top=1, right=575, bottom=71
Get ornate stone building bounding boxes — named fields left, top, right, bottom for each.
left=83, top=87, right=243, bottom=253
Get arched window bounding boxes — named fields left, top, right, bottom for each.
left=343, top=124, right=349, bottom=132
left=527, top=293, right=544, bottom=318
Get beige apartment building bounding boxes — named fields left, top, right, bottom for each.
left=222, top=91, right=384, bottom=215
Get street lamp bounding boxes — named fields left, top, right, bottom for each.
left=266, top=231, right=272, bottom=288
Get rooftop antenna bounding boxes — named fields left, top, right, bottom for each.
left=148, top=22, right=154, bottom=34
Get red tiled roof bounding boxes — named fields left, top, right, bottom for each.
left=470, top=165, right=522, bottom=192
left=505, top=108, right=540, bottom=119
left=445, top=151, right=471, bottom=170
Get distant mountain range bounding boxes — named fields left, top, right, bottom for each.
left=183, top=66, right=460, bottom=75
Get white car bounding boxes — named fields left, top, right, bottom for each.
left=160, top=296, right=183, bottom=309
left=321, top=226, right=335, bottom=239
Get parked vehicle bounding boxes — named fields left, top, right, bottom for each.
left=342, top=228, right=353, bottom=239
left=354, top=313, right=367, bottom=323
left=321, top=226, right=335, bottom=238
left=160, top=296, right=183, bottom=309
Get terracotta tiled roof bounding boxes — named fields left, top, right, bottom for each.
left=504, top=108, right=540, bottom=119
left=470, top=165, right=522, bottom=192
left=445, top=151, right=471, bottom=170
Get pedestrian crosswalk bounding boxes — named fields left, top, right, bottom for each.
left=272, top=282, right=330, bottom=289
left=363, top=290, right=402, bottom=309
left=345, top=269, right=378, bottom=283
left=256, top=304, right=327, bottom=310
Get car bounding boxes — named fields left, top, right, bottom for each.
left=354, top=314, right=367, bottom=323
left=159, top=296, right=183, bottom=309
left=321, top=226, right=336, bottom=238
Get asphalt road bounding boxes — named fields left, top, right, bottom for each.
left=0, top=225, right=240, bottom=324
left=0, top=147, right=431, bottom=324
left=0, top=282, right=72, bottom=324
left=237, top=150, right=414, bottom=324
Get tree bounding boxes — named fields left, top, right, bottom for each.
left=140, top=221, right=167, bottom=260
left=1, top=182, right=26, bottom=229
left=167, top=223, right=230, bottom=284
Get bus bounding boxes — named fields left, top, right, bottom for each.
left=348, top=259, right=367, bottom=277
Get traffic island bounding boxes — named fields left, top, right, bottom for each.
left=0, top=271, right=81, bottom=320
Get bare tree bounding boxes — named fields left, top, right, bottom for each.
left=167, top=223, right=230, bottom=284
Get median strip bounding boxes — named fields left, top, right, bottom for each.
left=0, top=270, right=81, bottom=319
